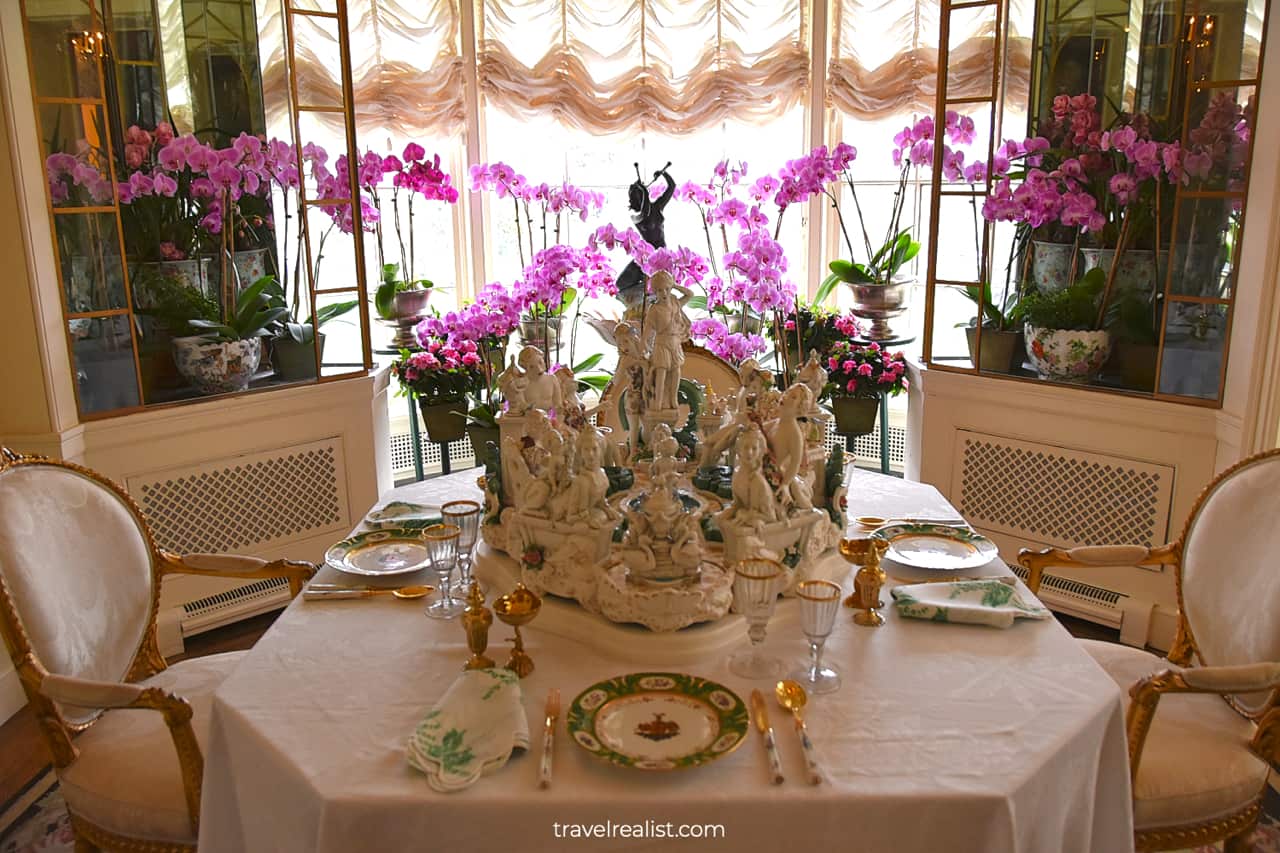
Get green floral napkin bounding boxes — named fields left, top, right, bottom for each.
left=890, top=579, right=1051, bottom=628
left=407, top=668, right=529, bottom=792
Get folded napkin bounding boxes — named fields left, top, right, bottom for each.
left=407, top=668, right=529, bottom=792
left=890, top=579, right=1051, bottom=628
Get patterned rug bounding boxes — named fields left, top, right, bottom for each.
left=3, top=767, right=1280, bottom=851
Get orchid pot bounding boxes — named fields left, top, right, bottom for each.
left=1080, top=248, right=1163, bottom=294
left=171, top=335, right=262, bottom=395
left=231, top=248, right=271, bottom=290
left=273, top=334, right=324, bottom=382
left=848, top=276, right=911, bottom=342
left=519, top=314, right=562, bottom=353
left=1024, top=325, right=1111, bottom=383
left=964, top=325, right=1022, bottom=372
left=392, top=289, right=432, bottom=319
left=1031, top=241, right=1075, bottom=294
left=466, top=424, right=501, bottom=458
left=829, top=396, right=879, bottom=437
left=419, top=398, right=467, bottom=443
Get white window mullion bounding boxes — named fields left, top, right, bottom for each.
left=459, top=0, right=486, bottom=298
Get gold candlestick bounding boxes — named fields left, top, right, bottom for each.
left=852, top=540, right=889, bottom=627
left=493, top=582, right=542, bottom=678
left=461, top=581, right=496, bottom=670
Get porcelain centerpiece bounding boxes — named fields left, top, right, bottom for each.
left=479, top=274, right=847, bottom=632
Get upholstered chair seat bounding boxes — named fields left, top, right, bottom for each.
left=1080, top=639, right=1269, bottom=832
left=1020, top=449, right=1280, bottom=852
left=57, top=651, right=244, bottom=846
left=0, top=448, right=315, bottom=853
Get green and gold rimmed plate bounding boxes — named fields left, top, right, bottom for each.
left=567, top=672, right=749, bottom=771
left=871, top=522, right=998, bottom=570
left=325, top=529, right=432, bottom=577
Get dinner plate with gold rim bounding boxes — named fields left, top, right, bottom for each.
left=567, top=672, right=749, bottom=771
left=871, top=522, right=998, bottom=571
left=325, top=529, right=432, bottom=577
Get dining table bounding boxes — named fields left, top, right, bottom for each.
left=198, top=466, right=1134, bottom=852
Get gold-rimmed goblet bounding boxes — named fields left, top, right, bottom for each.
left=789, top=580, right=843, bottom=694
left=442, top=500, right=482, bottom=592
left=493, top=582, right=541, bottom=677
left=423, top=523, right=463, bottom=619
left=729, top=558, right=786, bottom=680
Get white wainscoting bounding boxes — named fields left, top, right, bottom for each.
left=910, top=364, right=1229, bottom=650
left=0, top=370, right=393, bottom=724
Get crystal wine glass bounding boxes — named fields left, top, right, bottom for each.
left=441, top=500, right=482, bottom=592
left=423, top=523, right=463, bottom=619
left=789, top=580, right=843, bottom=694
left=729, top=558, right=785, bottom=679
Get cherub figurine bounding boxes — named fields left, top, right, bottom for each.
left=795, top=350, right=832, bottom=446
left=496, top=355, right=525, bottom=414
left=768, top=383, right=815, bottom=512
left=516, top=346, right=562, bottom=413
left=649, top=422, right=681, bottom=492
left=550, top=428, right=615, bottom=527
left=641, top=270, right=692, bottom=412
left=552, top=366, right=587, bottom=432
left=721, top=426, right=778, bottom=526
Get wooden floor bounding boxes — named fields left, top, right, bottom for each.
left=0, top=610, right=1119, bottom=811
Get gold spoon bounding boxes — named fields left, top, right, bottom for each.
left=774, top=680, right=822, bottom=785
left=305, top=583, right=434, bottom=600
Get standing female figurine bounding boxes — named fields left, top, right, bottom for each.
left=642, top=270, right=692, bottom=412
left=616, top=163, right=674, bottom=314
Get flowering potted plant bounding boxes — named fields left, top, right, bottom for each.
left=824, top=340, right=908, bottom=436
left=364, top=144, right=460, bottom=320
left=469, top=162, right=605, bottom=354
left=768, top=300, right=862, bottom=370
left=391, top=338, right=484, bottom=443
left=1020, top=268, right=1111, bottom=383
left=177, top=276, right=288, bottom=394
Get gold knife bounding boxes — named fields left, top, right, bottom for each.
left=750, top=689, right=784, bottom=785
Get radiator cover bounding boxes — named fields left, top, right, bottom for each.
left=951, top=430, right=1175, bottom=548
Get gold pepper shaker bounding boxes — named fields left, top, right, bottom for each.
left=461, top=581, right=496, bottom=670
left=852, top=540, right=889, bottom=627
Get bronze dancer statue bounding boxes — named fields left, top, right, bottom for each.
left=616, top=162, right=674, bottom=315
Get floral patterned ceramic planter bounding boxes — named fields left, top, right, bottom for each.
left=172, top=335, right=262, bottom=395
left=232, top=248, right=271, bottom=288
left=1024, top=325, right=1111, bottom=383
left=1079, top=248, right=1162, bottom=293
left=1031, top=241, right=1075, bottom=293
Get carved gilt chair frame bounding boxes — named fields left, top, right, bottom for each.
left=0, top=447, right=316, bottom=853
left=1019, top=448, right=1280, bottom=852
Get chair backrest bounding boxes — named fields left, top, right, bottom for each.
left=0, top=454, right=157, bottom=725
left=1179, top=449, right=1280, bottom=715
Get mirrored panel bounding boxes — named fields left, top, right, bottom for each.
left=69, top=314, right=141, bottom=413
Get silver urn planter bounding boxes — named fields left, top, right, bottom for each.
left=849, top=276, right=911, bottom=341
left=172, top=335, right=262, bottom=395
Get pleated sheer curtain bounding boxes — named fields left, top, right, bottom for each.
left=260, top=0, right=465, bottom=138
left=261, top=0, right=1030, bottom=139
left=828, top=0, right=1033, bottom=120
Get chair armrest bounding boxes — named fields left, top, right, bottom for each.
left=158, top=550, right=316, bottom=598
left=1016, top=543, right=1178, bottom=595
left=1126, top=664, right=1280, bottom=783
left=39, top=672, right=204, bottom=834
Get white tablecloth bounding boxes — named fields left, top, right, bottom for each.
left=199, top=468, right=1133, bottom=852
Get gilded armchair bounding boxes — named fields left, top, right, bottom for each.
left=1019, top=448, right=1280, bottom=852
left=0, top=447, right=316, bottom=853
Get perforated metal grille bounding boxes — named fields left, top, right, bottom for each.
left=131, top=440, right=347, bottom=552
left=953, top=431, right=1173, bottom=547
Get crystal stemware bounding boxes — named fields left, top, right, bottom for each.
left=441, top=500, right=482, bottom=592
left=729, top=558, right=785, bottom=679
left=789, top=580, right=843, bottom=694
left=423, top=523, right=463, bottom=619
